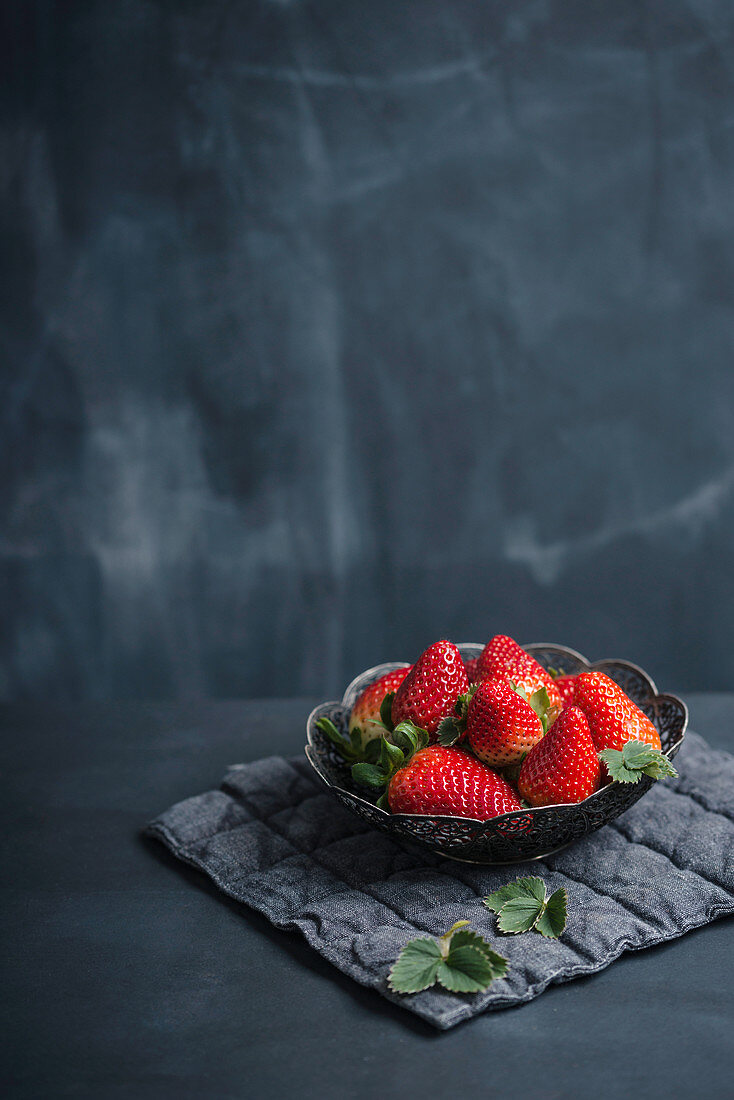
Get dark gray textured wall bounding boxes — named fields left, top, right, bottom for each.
left=3, top=0, right=734, bottom=700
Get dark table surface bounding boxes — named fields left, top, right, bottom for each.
left=3, top=695, right=733, bottom=1100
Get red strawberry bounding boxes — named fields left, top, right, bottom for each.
left=518, top=705, right=600, bottom=806
left=388, top=745, right=522, bottom=819
left=476, top=635, right=562, bottom=712
left=464, top=656, right=481, bottom=683
left=465, top=678, right=545, bottom=767
left=573, top=672, right=661, bottom=753
left=391, top=640, right=469, bottom=738
left=554, top=674, right=577, bottom=709
left=349, top=666, right=411, bottom=747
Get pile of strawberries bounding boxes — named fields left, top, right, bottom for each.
left=318, top=636, right=669, bottom=820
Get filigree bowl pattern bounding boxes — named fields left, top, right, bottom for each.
left=305, top=644, right=687, bottom=864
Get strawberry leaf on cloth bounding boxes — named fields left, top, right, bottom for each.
left=600, top=740, right=678, bottom=784
left=449, top=929, right=509, bottom=979
left=484, top=876, right=545, bottom=913
left=535, top=888, right=568, bottom=939
left=437, top=946, right=496, bottom=993
left=497, top=896, right=547, bottom=935
left=388, top=921, right=508, bottom=996
left=387, top=938, right=443, bottom=994
left=484, top=877, right=568, bottom=939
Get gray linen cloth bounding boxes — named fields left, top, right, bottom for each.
left=146, top=731, right=734, bottom=1029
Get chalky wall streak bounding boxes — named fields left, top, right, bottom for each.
left=2, top=1, right=734, bottom=700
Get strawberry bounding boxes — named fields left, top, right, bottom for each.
left=465, top=677, right=546, bottom=767
left=464, top=656, right=481, bottom=683
left=387, top=745, right=523, bottom=819
left=554, top=674, right=577, bottom=709
left=391, top=640, right=469, bottom=738
left=573, top=671, right=661, bottom=754
left=518, top=705, right=601, bottom=806
left=476, top=635, right=562, bottom=713
left=348, top=666, right=411, bottom=747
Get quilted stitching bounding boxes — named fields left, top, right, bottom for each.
left=147, top=731, right=734, bottom=1030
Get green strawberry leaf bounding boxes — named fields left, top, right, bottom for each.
left=388, top=923, right=508, bottom=996
left=315, top=716, right=349, bottom=750
left=547, top=666, right=564, bottom=679
left=437, top=715, right=464, bottom=747
left=519, top=876, right=547, bottom=903
left=315, top=716, right=343, bottom=743
left=438, top=684, right=479, bottom=743
left=391, top=721, right=429, bottom=757
left=388, top=938, right=443, bottom=993
left=621, top=740, right=662, bottom=766
left=352, top=723, right=429, bottom=801
left=484, top=883, right=525, bottom=914
left=450, top=930, right=509, bottom=979
left=437, top=945, right=497, bottom=993
left=484, top=876, right=545, bottom=913
left=528, top=686, right=557, bottom=733
left=378, top=737, right=405, bottom=771
left=485, top=877, right=568, bottom=939
left=528, top=686, right=551, bottom=719
left=447, top=926, right=489, bottom=951
left=640, top=757, right=679, bottom=780
left=351, top=762, right=390, bottom=791
left=380, top=691, right=396, bottom=732
left=622, top=739, right=678, bottom=778
left=602, top=758, right=646, bottom=783
left=316, top=717, right=363, bottom=764
left=496, top=896, right=545, bottom=934
left=599, top=740, right=678, bottom=784
left=509, top=683, right=556, bottom=732
left=535, top=887, right=567, bottom=939
left=455, top=683, right=480, bottom=718
left=363, top=738, right=382, bottom=764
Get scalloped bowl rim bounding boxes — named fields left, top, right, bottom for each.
left=305, top=642, right=687, bottom=827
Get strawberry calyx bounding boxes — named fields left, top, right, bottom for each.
left=599, top=740, right=678, bottom=784
left=509, top=682, right=558, bottom=732
left=351, top=721, right=430, bottom=808
left=436, top=683, right=480, bottom=746
left=379, top=691, right=396, bottom=732
left=315, top=716, right=386, bottom=765
left=317, top=687, right=401, bottom=765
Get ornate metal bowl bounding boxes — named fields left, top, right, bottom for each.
left=305, top=643, right=687, bottom=864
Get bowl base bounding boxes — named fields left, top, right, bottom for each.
left=430, top=840, right=572, bottom=865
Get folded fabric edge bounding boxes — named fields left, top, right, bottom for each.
left=144, top=819, right=734, bottom=1031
